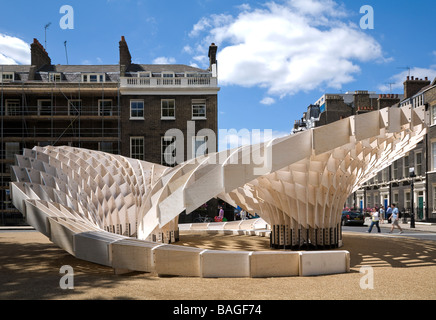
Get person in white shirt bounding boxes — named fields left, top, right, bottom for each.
left=367, top=208, right=383, bottom=233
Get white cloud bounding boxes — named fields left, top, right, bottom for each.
left=189, top=17, right=211, bottom=38
left=189, top=14, right=233, bottom=38
left=236, top=3, right=251, bottom=11
left=183, top=45, right=193, bottom=54
left=378, top=67, right=436, bottom=93
left=0, top=53, right=17, bottom=64
left=81, top=57, right=106, bottom=65
left=0, top=33, right=30, bottom=65
left=287, top=0, right=348, bottom=18
left=188, top=0, right=387, bottom=98
left=153, top=56, right=176, bottom=64
left=260, top=97, right=276, bottom=105
left=189, top=62, right=200, bottom=68
left=187, top=55, right=209, bottom=69
left=192, top=55, right=208, bottom=65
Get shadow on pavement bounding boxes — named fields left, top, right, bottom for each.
left=341, top=234, right=436, bottom=269
left=0, top=240, right=153, bottom=300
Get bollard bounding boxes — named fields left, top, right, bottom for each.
left=410, top=210, right=416, bottom=228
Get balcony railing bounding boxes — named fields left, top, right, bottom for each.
left=120, top=76, right=218, bottom=88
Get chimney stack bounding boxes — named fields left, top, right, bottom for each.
left=30, top=38, right=51, bottom=69
left=29, top=38, right=51, bottom=80
left=208, top=43, right=218, bottom=77
left=119, top=36, right=132, bottom=76
left=404, top=75, right=431, bottom=99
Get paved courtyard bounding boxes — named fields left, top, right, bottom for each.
left=0, top=230, right=436, bottom=300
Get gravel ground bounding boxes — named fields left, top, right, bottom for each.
left=0, top=231, right=436, bottom=300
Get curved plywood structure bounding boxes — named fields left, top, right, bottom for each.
left=10, top=104, right=427, bottom=277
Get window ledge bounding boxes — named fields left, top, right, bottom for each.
left=192, top=117, right=207, bottom=120
left=130, top=117, right=144, bottom=120
left=161, top=117, right=176, bottom=121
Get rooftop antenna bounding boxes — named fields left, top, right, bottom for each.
left=64, top=41, right=69, bottom=65
left=385, top=82, right=395, bottom=94
left=44, top=22, right=52, bottom=49
left=397, top=66, right=411, bottom=78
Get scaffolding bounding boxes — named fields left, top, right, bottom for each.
left=0, top=68, right=121, bottom=225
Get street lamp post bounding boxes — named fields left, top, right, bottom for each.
left=409, top=168, right=416, bottom=228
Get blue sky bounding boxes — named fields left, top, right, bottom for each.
left=1, top=0, right=436, bottom=144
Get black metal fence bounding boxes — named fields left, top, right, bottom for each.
left=401, top=207, right=425, bottom=222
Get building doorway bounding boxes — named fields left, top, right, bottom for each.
left=418, top=192, right=424, bottom=220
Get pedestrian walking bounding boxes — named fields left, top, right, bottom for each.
left=379, top=205, right=385, bottom=224
left=385, top=204, right=392, bottom=223
left=389, top=203, right=403, bottom=234
left=240, top=210, right=247, bottom=220
left=367, top=208, right=382, bottom=233
left=218, top=206, right=224, bottom=220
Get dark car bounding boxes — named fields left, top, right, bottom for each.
left=341, top=211, right=365, bottom=226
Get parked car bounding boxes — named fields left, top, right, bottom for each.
left=341, top=210, right=365, bottom=226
